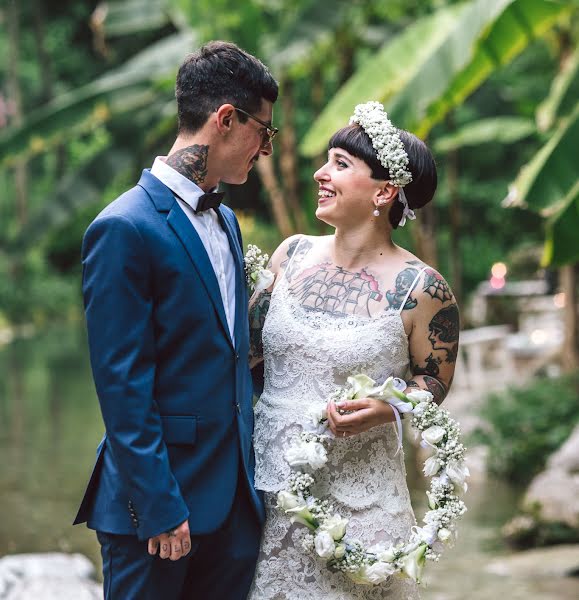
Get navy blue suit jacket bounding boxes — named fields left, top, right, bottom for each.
left=74, top=170, right=264, bottom=541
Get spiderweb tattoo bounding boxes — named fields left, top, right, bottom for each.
left=423, top=269, right=453, bottom=303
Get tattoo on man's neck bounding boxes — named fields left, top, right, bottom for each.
left=166, top=145, right=209, bottom=185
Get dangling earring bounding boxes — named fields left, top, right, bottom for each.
left=373, top=207, right=380, bottom=217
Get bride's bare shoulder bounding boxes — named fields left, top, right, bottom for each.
left=270, top=234, right=327, bottom=273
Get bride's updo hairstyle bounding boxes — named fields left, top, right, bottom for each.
left=328, top=123, right=437, bottom=229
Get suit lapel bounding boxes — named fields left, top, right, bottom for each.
left=217, top=207, right=246, bottom=351
left=167, top=203, right=234, bottom=349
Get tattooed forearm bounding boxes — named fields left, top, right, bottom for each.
left=166, top=145, right=209, bottom=185
left=428, top=304, right=459, bottom=363
left=411, top=352, right=442, bottom=377
left=406, top=376, right=447, bottom=405
left=423, top=269, right=453, bottom=303
left=249, top=290, right=271, bottom=364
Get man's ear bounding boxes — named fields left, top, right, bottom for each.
left=215, top=104, right=236, bottom=134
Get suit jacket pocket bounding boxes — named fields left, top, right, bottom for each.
left=161, top=415, right=197, bottom=446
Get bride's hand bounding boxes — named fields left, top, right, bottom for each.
left=326, top=399, right=396, bottom=438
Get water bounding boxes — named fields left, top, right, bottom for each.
left=1, top=324, right=577, bottom=598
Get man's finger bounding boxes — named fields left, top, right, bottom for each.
left=148, top=538, right=159, bottom=556
left=159, top=538, right=171, bottom=559
left=182, top=536, right=192, bottom=557
left=170, top=540, right=183, bottom=561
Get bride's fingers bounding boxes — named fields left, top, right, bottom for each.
left=335, top=399, right=372, bottom=412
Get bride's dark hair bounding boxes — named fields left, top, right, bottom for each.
left=328, top=124, right=437, bottom=229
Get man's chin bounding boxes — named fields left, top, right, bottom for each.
left=222, top=173, right=248, bottom=186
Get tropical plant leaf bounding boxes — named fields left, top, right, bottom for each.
left=301, top=0, right=572, bottom=157
left=434, top=117, right=536, bottom=152
left=505, top=102, right=579, bottom=214
left=100, top=0, right=173, bottom=36
left=542, top=179, right=579, bottom=266
left=536, top=44, right=579, bottom=131
left=0, top=30, right=194, bottom=166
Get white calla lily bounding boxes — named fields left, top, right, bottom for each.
left=400, top=543, right=427, bottom=582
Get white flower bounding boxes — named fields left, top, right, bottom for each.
left=400, top=543, right=427, bottom=582
left=406, top=389, right=434, bottom=404
left=422, top=425, right=445, bottom=446
left=334, top=543, right=346, bottom=559
left=412, top=402, right=430, bottom=417
left=253, top=269, right=275, bottom=293
left=385, top=396, right=414, bottom=414
left=368, top=544, right=397, bottom=563
left=276, top=490, right=302, bottom=511
left=347, top=374, right=377, bottom=399
left=437, top=528, right=453, bottom=544
left=445, top=459, right=470, bottom=488
left=286, top=504, right=316, bottom=529
left=285, top=440, right=328, bottom=470
left=426, top=491, right=438, bottom=510
left=320, top=514, right=348, bottom=541
left=314, top=531, right=335, bottom=559
left=423, top=455, right=442, bottom=477
left=364, top=561, right=396, bottom=584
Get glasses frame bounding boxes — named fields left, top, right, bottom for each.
left=234, top=107, right=279, bottom=146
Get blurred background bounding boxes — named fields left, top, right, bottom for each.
left=0, top=0, right=578, bottom=598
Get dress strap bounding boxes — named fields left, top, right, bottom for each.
left=398, top=265, right=429, bottom=314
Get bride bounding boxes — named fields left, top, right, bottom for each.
left=247, top=102, right=459, bottom=599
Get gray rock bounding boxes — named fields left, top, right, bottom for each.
left=524, top=424, right=579, bottom=527
left=0, top=553, right=102, bottom=600
left=486, top=544, right=579, bottom=578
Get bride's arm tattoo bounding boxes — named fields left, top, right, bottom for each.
left=249, top=289, right=271, bottom=365
left=165, top=145, right=209, bottom=185
left=281, top=237, right=312, bottom=281
left=385, top=266, right=419, bottom=311
left=407, top=376, right=448, bottom=405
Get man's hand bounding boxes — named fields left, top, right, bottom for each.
left=327, top=399, right=395, bottom=437
left=148, top=519, right=191, bottom=561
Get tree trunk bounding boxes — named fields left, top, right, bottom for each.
left=447, top=144, right=462, bottom=304
left=255, top=157, right=294, bottom=239
left=6, top=0, right=28, bottom=225
left=279, top=77, right=306, bottom=232
left=561, top=264, right=579, bottom=371
left=32, top=0, right=53, bottom=103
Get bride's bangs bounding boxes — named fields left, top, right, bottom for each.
left=328, top=125, right=389, bottom=180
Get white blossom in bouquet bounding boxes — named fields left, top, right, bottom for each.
left=320, top=514, right=348, bottom=541
left=314, top=531, right=336, bottom=559
left=276, top=490, right=303, bottom=511
left=285, top=440, right=328, bottom=470
left=406, top=389, right=434, bottom=404
left=421, top=425, right=446, bottom=446
left=244, top=244, right=274, bottom=294
left=423, top=455, right=442, bottom=477
left=400, top=544, right=427, bottom=582
left=364, top=561, right=396, bottom=584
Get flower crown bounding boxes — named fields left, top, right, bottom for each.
left=349, top=101, right=415, bottom=225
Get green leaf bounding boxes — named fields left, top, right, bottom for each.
left=434, top=117, right=536, bottom=153
left=300, top=6, right=461, bottom=157
left=505, top=102, right=579, bottom=214
left=0, top=30, right=194, bottom=166
left=301, top=0, right=571, bottom=157
left=542, top=179, right=579, bottom=266
left=100, top=0, right=172, bottom=37
left=536, top=44, right=579, bottom=131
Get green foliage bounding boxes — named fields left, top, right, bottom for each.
left=474, top=371, right=579, bottom=486
left=501, top=509, right=579, bottom=549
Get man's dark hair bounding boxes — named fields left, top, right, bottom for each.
left=176, top=41, right=279, bottom=134
left=329, top=124, right=437, bottom=229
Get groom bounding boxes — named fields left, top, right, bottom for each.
left=74, top=41, right=278, bottom=599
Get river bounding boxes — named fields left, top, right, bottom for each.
left=1, top=324, right=577, bottom=598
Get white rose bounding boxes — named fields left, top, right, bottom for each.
left=412, top=402, right=429, bottom=417
left=400, top=544, right=427, bottom=582
left=422, top=425, right=445, bottom=446
left=406, top=389, right=433, bottom=404
left=276, top=491, right=302, bottom=511
left=285, top=441, right=328, bottom=470
left=253, top=269, right=275, bottom=293
left=364, top=561, right=396, bottom=584
left=368, top=543, right=397, bottom=563
left=423, top=455, right=441, bottom=477
left=445, top=459, right=470, bottom=487
left=437, top=528, right=452, bottom=544
left=334, top=543, right=346, bottom=559
left=320, top=514, right=348, bottom=541
left=314, top=531, right=335, bottom=559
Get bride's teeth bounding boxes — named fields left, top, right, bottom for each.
left=318, top=190, right=335, bottom=198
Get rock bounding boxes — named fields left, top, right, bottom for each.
left=486, top=544, right=579, bottom=578
left=0, top=553, right=102, bottom=600
left=524, top=424, right=579, bottom=527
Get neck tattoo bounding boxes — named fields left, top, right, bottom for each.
left=166, top=145, right=209, bottom=185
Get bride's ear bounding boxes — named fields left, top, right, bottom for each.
left=373, top=182, right=398, bottom=208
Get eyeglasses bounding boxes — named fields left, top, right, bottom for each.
left=234, top=107, right=279, bottom=146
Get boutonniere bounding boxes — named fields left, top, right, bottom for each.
left=244, top=244, right=275, bottom=294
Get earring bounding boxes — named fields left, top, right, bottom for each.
left=373, top=207, right=380, bottom=217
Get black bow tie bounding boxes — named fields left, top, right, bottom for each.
left=195, top=191, right=224, bottom=213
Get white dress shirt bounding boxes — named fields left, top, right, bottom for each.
left=151, top=156, right=236, bottom=343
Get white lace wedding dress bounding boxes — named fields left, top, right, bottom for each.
left=248, top=244, right=421, bottom=600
